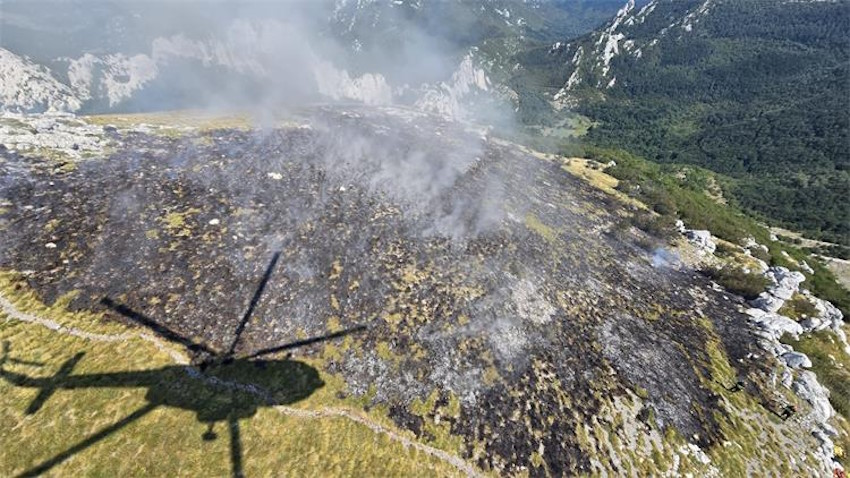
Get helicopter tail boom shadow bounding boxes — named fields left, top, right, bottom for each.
left=229, top=414, right=245, bottom=478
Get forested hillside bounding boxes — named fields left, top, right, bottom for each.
left=540, top=0, right=850, bottom=244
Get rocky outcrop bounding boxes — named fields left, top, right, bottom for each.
left=0, top=49, right=82, bottom=113
left=745, top=308, right=803, bottom=340
left=740, top=263, right=846, bottom=474
left=781, top=351, right=812, bottom=369
left=0, top=112, right=108, bottom=160
left=414, top=54, right=492, bottom=120
left=751, top=266, right=806, bottom=313
left=683, top=229, right=716, bottom=255
left=674, top=220, right=717, bottom=256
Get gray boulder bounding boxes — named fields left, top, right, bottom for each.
left=745, top=308, right=803, bottom=340
left=751, top=266, right=807, bottom=312
left=765, top=266, right=806, bottom=301
left=781, top=351, right=812, bottom=369
left=792, top=371, right=833, bottom=425
left=684, top=229, right=716, bottom=254
left=752, top=292, right=785, bottom=313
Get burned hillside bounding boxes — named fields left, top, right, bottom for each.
left=0, top=107, right=809, bottom=475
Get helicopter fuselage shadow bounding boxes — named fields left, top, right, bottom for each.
left=3, top=357, right=324, bottom=477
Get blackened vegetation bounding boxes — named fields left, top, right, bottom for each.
left=0, top=107, right=769, bottom=474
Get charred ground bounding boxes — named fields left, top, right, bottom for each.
left=0, top=106, right=783, bottom=475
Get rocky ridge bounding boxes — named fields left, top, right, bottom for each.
left=679, top=223, right=849, bottom=474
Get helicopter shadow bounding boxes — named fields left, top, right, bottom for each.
left=2, top=351, right=325, bottom=478
left=2, top=251, right=367, bottom=477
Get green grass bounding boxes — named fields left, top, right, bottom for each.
left=587, top=146, right=850, bottom=318
left=703, top=267, right=771, bottom=300
left=778, top=294, right=819, bottom=321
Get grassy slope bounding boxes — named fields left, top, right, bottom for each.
left=584, top=146, right=850, bottom=319
left=0, top=272, right=469, bottom=477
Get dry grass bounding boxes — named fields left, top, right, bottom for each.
left=825, top=258, right=850, bottom=291
left=561, top=158, right=647, bottom=210
left=0, top=271, right=469, bottom=477
left=84, top=110, right=255, bottom=132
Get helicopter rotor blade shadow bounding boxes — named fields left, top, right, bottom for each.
left=17, top=402, right=159, bottom=478
left=244, top=324, right=368, bottom=361
left=226, top=251, right=281, bottom=359
left=100, top=297, right=218, bottom=357
left=25, top=352, right=85, bottom=415
left=228, top=414, right=245, bottom=478
left=9, top=358, right=45, bottom=367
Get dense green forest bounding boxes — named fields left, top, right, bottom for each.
left=520, top=0, right=850, bottom=244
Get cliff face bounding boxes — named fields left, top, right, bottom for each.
left=0, top=106, right=836, bottom=476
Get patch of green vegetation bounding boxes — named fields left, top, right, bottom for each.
left=703, top=266, right=771, bottom=300
left=525, top=214, right=557, bottom=243
left=807, top=263, right=850, bottom=319
left=714, top=241, right=740, bottom=259
left=159, top=208, right=200, bottom=238
left=568, top=0, right=850, bottom=243
left=629, top=210, right=678, bottom=242
left=777, top=294, right=818, bottom=321
left=589, top=147, right=850, bottom=318
left=807, top=244, right=850, bottom=261
left=592, top=147, right=767, bottom=245
left=787, top=331, right=850, bottom=419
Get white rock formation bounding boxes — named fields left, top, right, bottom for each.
left=314, top=61, right=393, bottom=105
left=745, top=308, right=803, bottom=340
left=0, top=49, right=82, bottom=113
left=793, top=371, right=833, bottom=425
left=781, top=351, right=812, bottom=369
left=751, top=266, right=806, bottom=312
left=684, top=229, right=716, bottom=255
left=0, top=112, right=108, bottom=160
left=414, top=54, right=491, bottom=120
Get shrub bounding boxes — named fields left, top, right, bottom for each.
left=630, top=212, right=678, bottom=240
left=714, top=242, right=739, bottom=258
left=703, top=267, right=770, bottom=300
left=778, top=295, right=819, bottom=320
left=748, top=246, right=771, bottom=263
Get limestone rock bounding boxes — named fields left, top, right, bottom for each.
left=781, top=351, right=812, bottom=369
left=745, top=308, right=803, bottom=340
left=684, top=229, right=716, bottom=255
left=752, top=292, right=785, bottom=313
left=750, top=266, right=806, bottom=313
left=792, top=371, right=833, bottom=425
left=764, top=267, right=806, bottom=301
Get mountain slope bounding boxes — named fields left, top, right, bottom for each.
left=0, top=0, right=628, bottom=117
left=0, top=48, right=83, bottom=113
left=543, top=0, right=850, bottom=243
left=0, top=107, right=843, bottom=477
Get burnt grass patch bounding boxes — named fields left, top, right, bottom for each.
left=0, top=106, right=771, bottom=474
